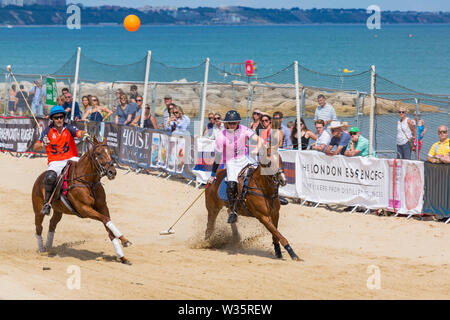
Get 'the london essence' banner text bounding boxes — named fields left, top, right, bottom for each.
left=296, top=151, right=390, bottom=208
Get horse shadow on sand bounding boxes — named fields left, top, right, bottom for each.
left=45, top=240, right=117, bottom=263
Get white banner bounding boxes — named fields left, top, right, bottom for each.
left=296, top=151, right=390, bottom=208
left=387, top=159, right=424, bottom=215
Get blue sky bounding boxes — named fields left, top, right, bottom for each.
left=75, top=1, right=450, bottom=11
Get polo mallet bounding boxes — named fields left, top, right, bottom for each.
left=160, top=188, right=206, bottom=235
left=6, top=65, right=42, bottom=135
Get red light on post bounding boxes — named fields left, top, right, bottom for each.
left=245, top=60, right=254, bottom=76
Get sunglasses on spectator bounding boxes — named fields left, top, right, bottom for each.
left=262, top=119, right=270, bottom=123
left=136, top=99, right=142, bottom=102
left=174, top=111, right=179, bottom=114
left=52, top=115, right=64, bottom=120
left=227, top=122, right=238, bottom=125
left=208, top=117, right=214, bottom=120
left=214, top=117, right=221, bottom=120
left=398, top=111, right=405, bottom=114
left=146, top=107, right=150, bottom=110
left=439, top=130, right=448, bottom=134
left=92, top=99, right=98, bottom=101
left=253, top=112, right=260, bottom=115
left=350, top=132, right=358, bottom=136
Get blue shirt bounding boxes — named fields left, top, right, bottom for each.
left=281, top=124, right=292, bottom=149
left=63, top=101, right=81, bottom=120
left=31, top=86, right=44, bottom=105
left=329, top=131, right=351, bottom=155
left=116, top=103, right=138, bottom=125
left=170, top=115, right=190, bottom=134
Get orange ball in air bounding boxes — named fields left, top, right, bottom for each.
left=124, top=15, right=141, bottom=32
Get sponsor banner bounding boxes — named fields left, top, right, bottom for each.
left=296, top=151, right=390, bottom=208
left=118, top=126, right=152, bottom=169
left=423, top=162, right=449, bottom=217
left=193, top=137, right=216, bottom=184
left=279, top=150, right=298, bottom=198
left=45, top=77, right=58, bottom=106
left=158, top=133, right=169, bottom=169
left=387, top=159, right=424, bottom=215
left=0, top=116, right=41, bottom=153
left=103, top=122, right=121, bottom=160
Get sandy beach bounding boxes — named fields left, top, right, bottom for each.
left=0, top=152, right=449, bottom=300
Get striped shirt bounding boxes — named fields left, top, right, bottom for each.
left=314, top=103, right=337, bottom=128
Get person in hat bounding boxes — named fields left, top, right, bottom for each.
left=344, top=127, right=371, bottom=157
left=342, top=121, right=350, bottom=134
left=207, top=110, right=264, bottom=224
left=33, top=104, right=89, bottom=216
left=325, top=120, right=351, bottom=156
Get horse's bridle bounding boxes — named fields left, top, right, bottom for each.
left=85, top=138, right=115, bottom=179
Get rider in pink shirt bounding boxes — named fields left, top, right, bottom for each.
left=208, top=110, right=264, bottom=224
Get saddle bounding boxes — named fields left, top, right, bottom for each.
left=52, top=161, right=81, bottom=217
left=218, top=164, right=255, bottom=202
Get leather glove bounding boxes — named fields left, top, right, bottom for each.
left=42, top=135, right=50, bottom=146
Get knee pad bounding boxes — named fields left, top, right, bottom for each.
left=44, top=170, right=57, bottom=187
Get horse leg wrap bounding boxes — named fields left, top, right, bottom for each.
left=35, top=234, right=45, bottom=252
left=284, top=244, right=297, bottom=259
left=274, top=243, right=282, bottom=258
left=46, top=232, right=55, bottom=249
left=112, top=238, right=124, bottom=258
left=106, top=221, right=123, bottom=239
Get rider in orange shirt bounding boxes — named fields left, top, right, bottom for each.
left=33, top=104, right=88, bottom=216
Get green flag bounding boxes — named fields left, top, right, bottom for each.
left=45, top=77, right=58, bottom=106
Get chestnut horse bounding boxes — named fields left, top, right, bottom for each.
left=205, top=153, right=300, bottom=260
left=31, top=136, right=133, bottom=264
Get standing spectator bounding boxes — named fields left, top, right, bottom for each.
left=427, top=125, right=449, bottom=164
left=325, top=121, right=351, bottom=156
left=8, top=84, right=17, bottom=115
left=62, top=88, right=70, bottom=95
left=131, top=96, right=158, bottom=129
left=291, top=118, right=317, bottom=150
left=162, top=95, right=173, bottom=128
left=203, top=112, right=216, bottom=136
left=30, top=80, right=45, bottom=116
left=310, top=120, right=331, bottom=152
left=81, top=96, right=91, bottom=116
left=15, top=85, right=28, bottom=116
left=82, top=96, right=113, bottom=122
left=412, top=111, right=427, bottom=159
left=271, top=117, right=284, bottom=148
left=209, top=113, right=224, bottom=140
left=344, top=127, right=371, bottom=157
left=129, top=85, right=139, bottom=103
left=396, top=106, right=415, bottom=159
left=273, top=111, right=292, bottom=149
left=249, top=109, right=263, bottom=135
left=169, top=105, right=190, bottom=134
left=259, top=113, right=272, bottom=145
left=115, top=94, right=138, bottom=126
left=287, top=121, right=295, bottom=132
left=314, top=94, right=337, bottom=131
left=63, top=92, right=82, bottom=121
left=112, top=88, right=124, bottom=113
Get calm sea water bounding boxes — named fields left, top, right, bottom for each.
left=0, top=24, right=449, bottom=94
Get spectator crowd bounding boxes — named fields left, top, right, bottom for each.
left=4, top=82, right=449, bottom=164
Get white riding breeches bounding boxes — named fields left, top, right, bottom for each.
left=226, top=156, right=255, bottom=183
left=47, top=157, right=79, bottom=176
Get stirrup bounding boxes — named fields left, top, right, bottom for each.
left=40, top=203, right=52, bottom=216
left=227, top=212, right=238, bottom=224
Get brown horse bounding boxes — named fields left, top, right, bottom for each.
left=31, top=136, right=133, bottom=264
left=205, top=153, right=300, bottom=260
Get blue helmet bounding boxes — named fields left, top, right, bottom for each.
left=49, top=105, right=67, bottom=118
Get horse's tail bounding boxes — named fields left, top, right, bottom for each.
left=31, top=172, right=46, bottom=214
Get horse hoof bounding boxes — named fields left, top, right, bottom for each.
left=120, top=257, right=132, bottom=265
left=122, top=240, right=132, bottom=247
left=291, top=255, right=300, bottom=261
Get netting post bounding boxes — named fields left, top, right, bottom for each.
left=140, top=50, right=152, bottom=128
left=294, top=61, right=301, bottom=131
left=355, top=91, right=361, bottom=128
left=414, top=98, right=420, bottom=160
left=150, top=83, right=156, bottom=116
left=369, top=65, right=376, bottom=157
left=198, top=57, right=210, bottom=136
left=71, top=47, right=81, bottom=121
left=232, top=83, right=236, bottom=110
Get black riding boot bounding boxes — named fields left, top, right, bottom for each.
left=41, top=170, right=57, bottom=216
left=226, top=181, right=238, bottom=224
